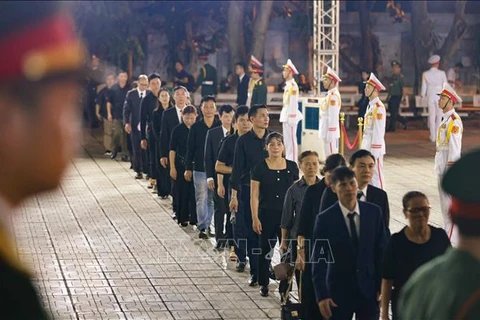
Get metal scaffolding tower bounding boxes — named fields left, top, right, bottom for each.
left=313, top=0, right=340, bottom=95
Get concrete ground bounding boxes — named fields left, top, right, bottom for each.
left=10, top=121, right=480, bottom=320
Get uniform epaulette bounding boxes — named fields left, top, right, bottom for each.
left=256, top=81, right=263, bottom=86
left=450, top=114, right=457, bottom=121
left=376, top=102, right=384, bottom=108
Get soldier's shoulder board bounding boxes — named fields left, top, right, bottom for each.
left=376, top=102, right=384, bottom=108
left=256, top=81, right=263, bottom=86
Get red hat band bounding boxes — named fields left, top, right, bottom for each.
left=450, top=197, right=480, bottom=220
left=367, top=80, right=381, bottom=91
left=441, top=89, right=457, bottom=104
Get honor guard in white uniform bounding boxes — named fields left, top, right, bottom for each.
left=280, top=59, right=303, bottom=162
left=361, top=73, right=387, bottom=189
left=421, top=55, right=448, bottom=142
left=435, top=83, right=463, bottom=244
left=319, top=67, right=342, bottom=156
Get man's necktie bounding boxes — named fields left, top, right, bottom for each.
left=357, top=191, right=364, bottom=200
left=347, top=212, right=359, bottom=251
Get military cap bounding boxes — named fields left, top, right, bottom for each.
left=283, top=59, right=299, bottom=75
left=391, top=60, right=401, bottom=67
left=437, top=83, right=462, bottom=104
left=364, top=73, right=386, bottom=91
left=250, top=55, right=264, bottom=73
left=442, top=148, right=480, bottom=219
left=322, top=66, right=342, bottom=83
left=0, top=2, right=86, bottom=83
left=201, top=95, right=216, bottom=104
left=428, top=55, right=441, bottom=64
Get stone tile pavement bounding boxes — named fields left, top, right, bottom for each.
left=9, top=123, right=480, bottom=320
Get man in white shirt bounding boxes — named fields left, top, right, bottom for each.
left=434, top=83, right=463, bottom=244
left=319, top=67, right=342, bottom=157
left=446, top=62, right=463, bottom=89
left=421, top=55, right=448, bottom=142
left=281, top=59, right=303, bottom=163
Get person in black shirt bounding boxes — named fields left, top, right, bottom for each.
left=185, top=96, right=220, bottom=239
left=169, top=106, right=198, bottom=226
left=381, top=191, right=451, bottom=320
left=229, top=104, right=270, bottom=285
left=296, top=153, right=346, bottom=320
left=251, top=132, right=299, bottom=297
left=106, top=70, right=131, bottom=160
left=95, top=73, right=115, bottom=154
left=174, top=61, right=195, bottom=92
left=205, top=105, right=235, bottom=249
left=216, top=106, right=252, bottom=262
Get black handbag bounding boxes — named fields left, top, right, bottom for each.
left=281, top=271, right=304, bottom=320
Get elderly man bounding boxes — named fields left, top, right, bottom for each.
left=0, top=2, right=86, bottom=317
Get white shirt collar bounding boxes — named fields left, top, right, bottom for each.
left=222, top=126, right=229, bottom=136
left=328, top=87, right=339, bottom=95
left=239, top=74, right=245, bottom=81
left=369, top=96, right=380, bottom=105
left=137, top=89, right=146, bottom=97
left=339, top=200, right=360, bottom=218
left=286, top=78, right=295, bottom=85
left=442, top=108, right=455, bottom=120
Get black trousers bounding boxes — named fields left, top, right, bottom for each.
left=258, top=209, right=282, bottom=287
left=147, top=134, right=158, bottom=180
left=174, top=165, right=197, bottom=224
left=213, top=178, right=233, bottom=246
left=387, top=95, right=404, bottom=131
left=301, top=263, right=323, bottom=320
left=130, top=130, right=142, bottom=173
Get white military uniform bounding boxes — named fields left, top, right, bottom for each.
left=434, top=84, right=463, bottom=244
left=280, top=78, right=303, bottom=162
left=421, top=56, right=448, bottom=143
left=319, top=87, right=341, bottom=156
left=362, top=96, right=386, bottom=189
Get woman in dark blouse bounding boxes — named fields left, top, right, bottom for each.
left=381, top=191, right=451, bottom=320
left=295, top=153, right=346, bottom=320
left=251, top=132, right=299, bottom=297
left=169, top=106, right=198, bottom=226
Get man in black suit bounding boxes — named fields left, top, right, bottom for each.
left=205, top=105, right=235, bottom=249
left=124, top=75, right=149, bottom=179
left=320, top=149, right=390, bottom=232
left=235, top=62, right=249, bottom=105
left=312, top=167, right=388, bottom=320
left=160, top=86, right=189, bottom=218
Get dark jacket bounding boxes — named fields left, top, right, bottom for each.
left=312, top=201, right=388, bottom=306
left=204, top=126, right=231, bottom=180
left=160, top=107, right=182, bottom=158
left=236, top=74, right=250, bottom=105
left=251, top=78, right=267, bottom=107
left=123, top=89, right=147, bottom=130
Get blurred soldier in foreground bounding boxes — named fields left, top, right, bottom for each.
left=0, top=2, right=86, bottom=318
left=399, top=148, right=480, bottom=320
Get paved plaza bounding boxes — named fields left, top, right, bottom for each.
left=10, top=121, right=480, bottom=320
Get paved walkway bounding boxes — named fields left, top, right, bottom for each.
left=10, top=124, right=480, bottom=320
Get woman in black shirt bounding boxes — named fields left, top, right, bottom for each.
left=251, top=132, right=299, bottom=297
left=169, top=106, right=198, bottom=226
left=381, top=191, right=451, bottom=320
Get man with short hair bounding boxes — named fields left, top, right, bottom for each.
left=96, top=73, right=116, bottom=155
left=235, top=62, right=249, bottom=105
left=421, top=55, right=448, bottom=142
left=312, top=167, right=388, bottom=320
left=361, top=73, right=387, bottom=189
left=107, top=70, right=131, bottom=160
left=319, top=67, right=342, bottom=157
left=124, top=74, right=149, bottom=179
left=399, top=148, right=480, bottom=319
left=174, top=61, right=194, bottom=92
left=205, top=104, right=235, bottom=248
left=229, top=104, right=270, bottom=285
left=216, top=105, right=252, bottom=262
left=0, top=2, right=86, bottom=317
left=185, top=96, right=220, bottom=239
left=435, top=83, right=463, bottom=244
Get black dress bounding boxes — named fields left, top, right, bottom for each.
left=169, top=123, right=197, bottom=224
left=382, top=226, right=451, bottom=319
left=251, top=159, right=299, bottom=287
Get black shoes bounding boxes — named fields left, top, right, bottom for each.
left=248, top=275, right=258, bottom=287
left=260, top=286, right=269, bottom=297
left=180, top=222, right=189, bottom=227
left=236, top=262, right=246, bottom=273
left=207, top=227, right=215, bottom=238
left=135, top=173, right=143, bottom=179
left=110, top=151, right=118, bottom=160
left=121, top=155, right=130, bottom=162
left=199, top=230, right=209, bottom=239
